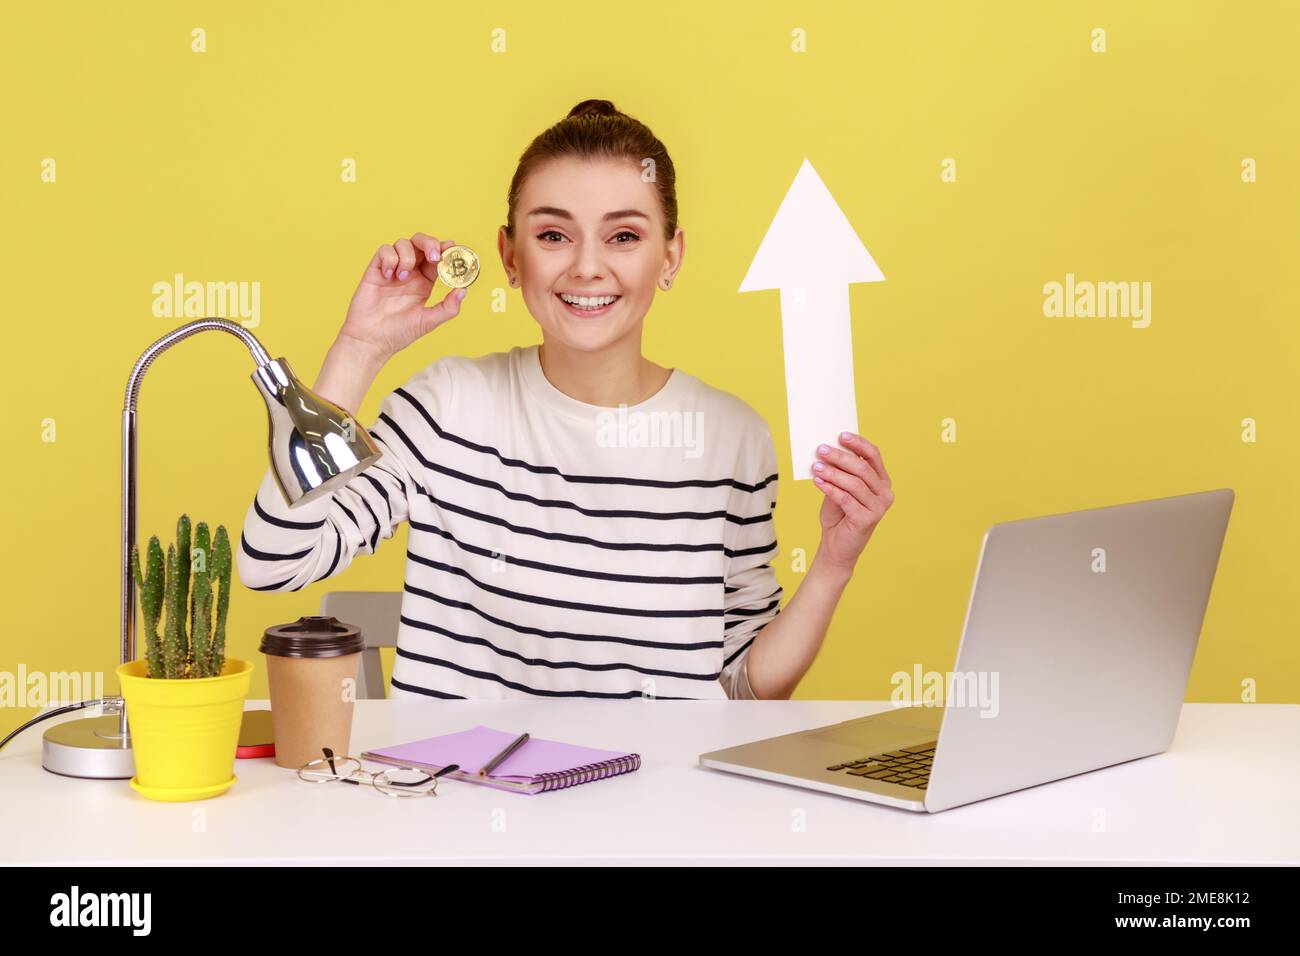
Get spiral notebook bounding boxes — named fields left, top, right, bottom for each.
left=361, top=726, right=641, bottom=795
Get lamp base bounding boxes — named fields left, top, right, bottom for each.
left=42, top=715, right=135, bottom=779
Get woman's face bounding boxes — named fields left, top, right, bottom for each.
left=499, top=156, right=683, bottom=355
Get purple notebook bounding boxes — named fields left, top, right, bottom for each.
left=361, top=726, right=641, bottom=795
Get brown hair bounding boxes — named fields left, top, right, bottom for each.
left=503, top=99, right=678, bottom=242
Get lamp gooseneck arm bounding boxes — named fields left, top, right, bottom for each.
left=124, top=318, right=272, bottom=411
left=118, top=319, right=274, bottom=740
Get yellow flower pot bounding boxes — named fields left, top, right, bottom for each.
left=116, top=658, right=253, bottom=801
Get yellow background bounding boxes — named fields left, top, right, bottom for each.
left=5, top=1, right=1298, bottom=725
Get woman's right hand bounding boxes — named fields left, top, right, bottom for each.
left=337, top=232, right=469, bottom=364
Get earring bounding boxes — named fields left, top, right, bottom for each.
left=509, top=276, right=517, bottom=286
left=661, top=278, right=672, bottom=290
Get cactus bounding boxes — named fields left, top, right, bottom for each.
left=190, top=523, right=213, bottom=678
left=130, top=536, right=166, bottom=678
left=210, top=526, right=232, bottom=676
left=176, top=515, right=192, bottom=670
left=161, top=544, right=184, bottom=679
left=129, top=515, right=236, bottom=679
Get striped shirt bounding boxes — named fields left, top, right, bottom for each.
left=236, top=344, right=782, bottom=700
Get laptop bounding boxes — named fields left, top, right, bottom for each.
left=699, top=488, right=1235, bottom=812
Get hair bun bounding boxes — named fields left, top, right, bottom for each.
left=567, top=98, right=620, bottom=119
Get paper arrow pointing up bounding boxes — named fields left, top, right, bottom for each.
left=739, top=158, right=885, bottom=480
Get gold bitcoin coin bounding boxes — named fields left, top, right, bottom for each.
left=437, top=244, right=480, bottom=289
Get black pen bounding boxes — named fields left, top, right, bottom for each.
left=480, top=732, right=530, bottom=778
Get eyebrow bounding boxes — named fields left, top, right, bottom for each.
left=526, top=206, right=650, bottom=222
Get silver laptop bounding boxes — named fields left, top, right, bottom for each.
left=700, top=488, right=1234, bottom=812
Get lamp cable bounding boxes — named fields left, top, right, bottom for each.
left=0, top=698, right=122, bottom=753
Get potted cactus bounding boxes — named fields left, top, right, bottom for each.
left=117, top=514, right=253, bottom=801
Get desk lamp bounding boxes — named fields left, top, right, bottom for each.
left=41, top=318, right=382, bottom=779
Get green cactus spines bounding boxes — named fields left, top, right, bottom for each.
left=131, top=536, right=166, bottom=678
left=176, top=515, right=192, bottom=595
left=210, top=525, right=232, bottom=676
left=161, top=543, right=185, bottom=679
left=146, top=537, right=166, bottom=677
left=129, top=545, right=149, bottom=673
left=176, top=515, right=192, bottom=669
left=190, top=523, right=213, bottom=678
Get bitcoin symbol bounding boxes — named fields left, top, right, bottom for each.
left=437, top=244, right=480, bottom=289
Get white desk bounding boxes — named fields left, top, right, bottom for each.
left=2, top=701, right=1296, bottom=865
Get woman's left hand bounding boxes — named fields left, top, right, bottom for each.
left=810, top=432, right=894, bottom=575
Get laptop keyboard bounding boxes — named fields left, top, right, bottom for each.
left=826, top=742, right=936, bottom=789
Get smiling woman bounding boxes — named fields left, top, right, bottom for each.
left=235, top=99, right=894, bottom=701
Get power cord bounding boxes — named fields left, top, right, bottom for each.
left=0, top=698, right=123, bottom=753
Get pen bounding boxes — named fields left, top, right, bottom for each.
left=480, top=732, right=529, bottom=778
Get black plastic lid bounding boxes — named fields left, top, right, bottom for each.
left=260, top=615, right=364, bottom=659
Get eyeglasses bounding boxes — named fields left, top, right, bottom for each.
left=296, top=746, right=459, bottom=798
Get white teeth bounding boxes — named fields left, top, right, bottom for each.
left=559, top=293, right=619, bottom=309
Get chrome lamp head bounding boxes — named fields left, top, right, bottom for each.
left=252, top=357, right=382, bottom=507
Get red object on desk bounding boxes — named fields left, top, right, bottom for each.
left=236, top=710, right=275, bottom=759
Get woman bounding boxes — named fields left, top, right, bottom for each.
left=237, top=99, right=893, bottom=700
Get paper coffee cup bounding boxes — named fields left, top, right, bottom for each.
left=260, top=616, right=365, bottom=770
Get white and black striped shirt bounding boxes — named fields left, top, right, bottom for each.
left=236, top=345, right=782, bottom=700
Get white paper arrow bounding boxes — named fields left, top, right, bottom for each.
left=739, top=158, right=884, bottom=480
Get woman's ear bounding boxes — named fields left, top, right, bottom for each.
left=660, top=227, right=685, bottom=289
left=668, top=226, right=685, bottom=274
left=497, top=225, right=515, bottom=284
